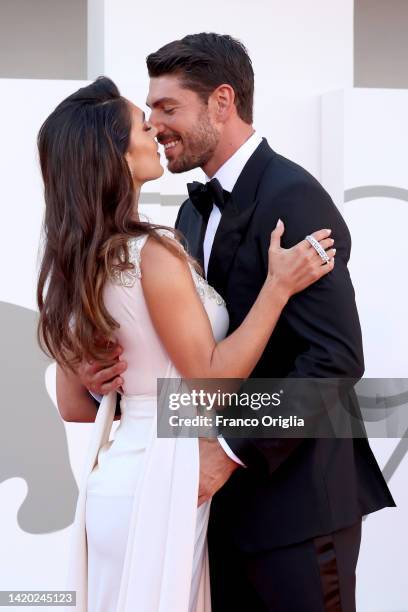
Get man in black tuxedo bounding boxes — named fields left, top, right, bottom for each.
left=145, top=33, right=395, bottom=611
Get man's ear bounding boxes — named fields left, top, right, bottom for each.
left=210, top=84, right=236, bottom=122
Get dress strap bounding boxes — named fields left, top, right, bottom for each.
left=110, top=234, right=148, bottom=287
left=127, top=234, right=150, bottom=280
left=111, top=230, right=181, bottom=288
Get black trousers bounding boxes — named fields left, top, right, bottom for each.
left=208, top=521, right=362, bottom=612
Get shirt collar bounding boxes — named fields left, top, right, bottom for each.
left=205, top=131, right=263, bottom=192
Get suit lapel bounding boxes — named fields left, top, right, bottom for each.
left=177, top=204, right=206, bottom=267
left=207, top=139, right=275, bottom=296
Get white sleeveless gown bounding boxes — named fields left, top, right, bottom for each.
left=65, top=231, right=229, bottom=612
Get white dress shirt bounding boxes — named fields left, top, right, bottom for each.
left=203, top=131, right=263, bottom=273
left=203, top=131, right=263, bottom=467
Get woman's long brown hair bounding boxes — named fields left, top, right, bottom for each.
left=37, top=76, right=182, bottom=371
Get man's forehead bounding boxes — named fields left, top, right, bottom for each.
left=146, top=75, right=189, bottom=107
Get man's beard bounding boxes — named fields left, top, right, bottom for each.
left=167, top=114, right=220, bottom=174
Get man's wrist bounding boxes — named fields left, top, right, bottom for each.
left=89, top=389, right=103, bottom=403
left=218, top=436, right=247, bottom=468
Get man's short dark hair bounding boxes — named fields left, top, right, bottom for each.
left=146, top=33, right=254, bottom=124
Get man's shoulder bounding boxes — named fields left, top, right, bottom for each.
left=256, top=145, right=348, bottom=241
left=260, top=147, right=326, bottom=195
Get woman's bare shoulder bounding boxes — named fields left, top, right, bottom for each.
left=141, top=231, right=191, bottom=288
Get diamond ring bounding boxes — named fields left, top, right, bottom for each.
left=305, top=235, right=331, bottom=264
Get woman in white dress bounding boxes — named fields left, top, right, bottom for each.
left=36, top=77, right=335, bottom=612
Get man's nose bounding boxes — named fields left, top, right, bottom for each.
left=148, top=110, right=163, bottom=132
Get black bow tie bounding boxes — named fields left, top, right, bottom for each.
left=187, top=178, right=230, bottom=218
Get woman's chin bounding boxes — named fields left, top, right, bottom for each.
left=142, top=167, right=165, bottom=183
left=153, top=159, right=165, bottom=179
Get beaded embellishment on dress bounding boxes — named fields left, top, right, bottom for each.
left=111, top=231, right=226, bottom=307
left=110, top=238, right=143, bottom=287
left=189, top=265, right=225, bottom=306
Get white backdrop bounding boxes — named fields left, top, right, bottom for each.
left=323, top=88, right=408, bottom=611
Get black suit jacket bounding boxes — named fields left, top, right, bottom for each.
left=175, top=139, right=395, bottom=551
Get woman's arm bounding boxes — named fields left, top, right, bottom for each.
left=142, top=222, right=334, bottom=380
left=56, top=364, right=121, bottom=422
left=57, top=222, right=333, bottom=420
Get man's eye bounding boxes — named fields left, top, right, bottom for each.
left=164, top=108, right=175, bottom=115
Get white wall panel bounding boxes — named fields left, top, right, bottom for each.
left=322, top=89, right=408, bottom=611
